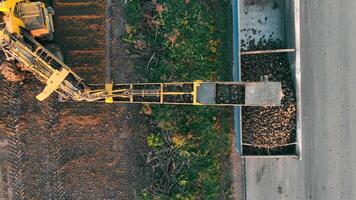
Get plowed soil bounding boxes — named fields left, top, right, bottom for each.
left=0, top=0, right=146, bottom=199
left=53, top=0, right=107, bottom=83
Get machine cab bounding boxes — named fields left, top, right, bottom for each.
left=0, top=0, right=54, bottom=40
left=14, top=1, right=54, bottom=40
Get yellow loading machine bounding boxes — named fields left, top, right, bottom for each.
left=0, top=0, right=282, bottom=107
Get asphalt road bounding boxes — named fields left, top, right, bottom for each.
left=245, top=0, right=356, bottom=200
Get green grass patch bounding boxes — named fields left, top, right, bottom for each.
left=125, top=0, right=232, bottom=199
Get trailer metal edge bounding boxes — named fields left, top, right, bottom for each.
left=294, top=0, right=302, bottom=160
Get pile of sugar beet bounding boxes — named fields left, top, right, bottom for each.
left=241, top=40, right=297, bottom=152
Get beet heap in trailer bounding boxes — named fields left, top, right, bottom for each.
left=233, top=0, right=301, bottom=158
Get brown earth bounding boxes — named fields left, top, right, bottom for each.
left=0, top=0, right=147, bottom=199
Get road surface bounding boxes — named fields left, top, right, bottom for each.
left=245, top=0, right=356, bottom=199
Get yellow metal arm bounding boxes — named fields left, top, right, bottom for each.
left=36, top=68, right=69, bottom=101
left=0, top=2, right=282, bottom=106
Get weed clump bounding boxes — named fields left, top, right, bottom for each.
left=125, top=0, right=232, bottom=199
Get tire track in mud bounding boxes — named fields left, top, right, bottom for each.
left=2, top=82, right=27, bottom=200
left=52, top=0, right=144, bottom=198
left=0, top=80, right=66, bottom=200
left=17, top=82, right=66, bottom=200
left=41, top=95, right=66, bottom=200
left=53, top=0, right=115, bottom=199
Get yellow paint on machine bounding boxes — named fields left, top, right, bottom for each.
left=0, top=0, right=53, bottom=36
left=105, top=83, right=114, bottom=103
left=36, top=69, right=69, bottom=101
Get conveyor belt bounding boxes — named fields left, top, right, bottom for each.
left=0, top=28, right=282, bottom=106
left=84, top=81, right=282, bottom=106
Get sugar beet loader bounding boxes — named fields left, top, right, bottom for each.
left=0, top=0, right=282, bottom=107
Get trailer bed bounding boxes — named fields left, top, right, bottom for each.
left=233, top=0, right=301, bottom=158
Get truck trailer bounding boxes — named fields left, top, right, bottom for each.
left=233, top=0, right=301, bottom=158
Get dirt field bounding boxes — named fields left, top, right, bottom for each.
left=0, top=0, right=146, bottom=199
